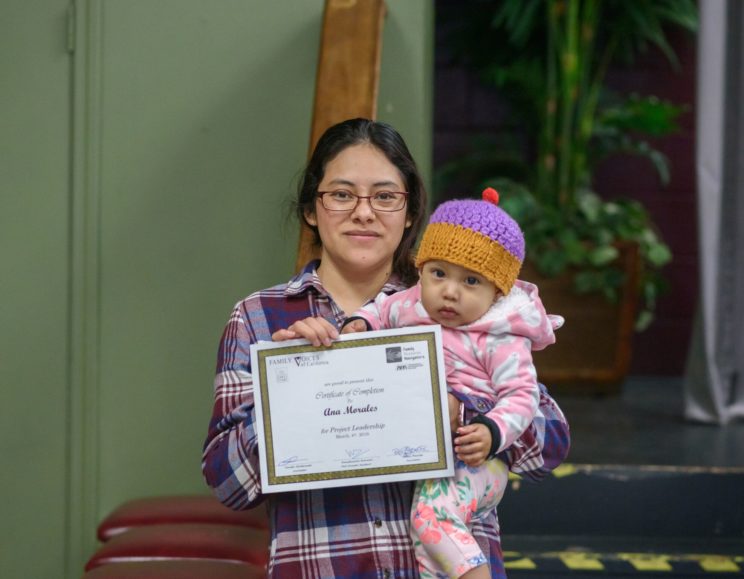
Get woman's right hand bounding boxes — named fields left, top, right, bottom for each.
left=448, top=393, right=462, bottom=433
left=271, top=317, right=339, bottom=347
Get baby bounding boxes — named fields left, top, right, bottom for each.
left=343, top=188, right=563, bottom=579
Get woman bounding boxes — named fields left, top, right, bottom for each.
left=202, top=118, right=570, bottom=578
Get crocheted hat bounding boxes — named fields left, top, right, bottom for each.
left=415, top=188, right=525, bottom=295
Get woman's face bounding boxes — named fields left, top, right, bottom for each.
left=305, top=144, right=412, bottom=277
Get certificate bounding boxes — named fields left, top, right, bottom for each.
left=250, top=325, right=454, bottom=493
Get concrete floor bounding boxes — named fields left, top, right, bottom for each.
left=554, top=376, right=744, bottom=468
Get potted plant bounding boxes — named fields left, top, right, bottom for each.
left=435, top=0, right=698, bottom=391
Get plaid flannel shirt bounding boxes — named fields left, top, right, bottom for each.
left=202, top=261, right=570, bottom=578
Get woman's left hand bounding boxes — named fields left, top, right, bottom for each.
left=453, top=423, right=492, bottom=467
left=447, top=393, right=461, bottom=433
left=271, top=316, right=339, bottom=347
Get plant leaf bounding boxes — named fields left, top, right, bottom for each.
left=589, top=245, right=620, bottom=266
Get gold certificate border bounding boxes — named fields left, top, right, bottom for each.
left=256, top=331, right=447, bottom=487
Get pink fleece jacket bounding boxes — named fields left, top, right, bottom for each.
left=354, top=280, right=563, bottom=453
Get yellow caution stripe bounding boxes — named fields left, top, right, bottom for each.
left=504, top=550, right=743, bottom=574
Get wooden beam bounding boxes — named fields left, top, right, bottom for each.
left=295, top=0, right=387, bottom=272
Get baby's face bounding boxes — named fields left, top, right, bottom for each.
left=419, top=260, right=500, bottom=328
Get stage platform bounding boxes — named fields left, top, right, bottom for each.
left=499, top=377, right=744, bottom=577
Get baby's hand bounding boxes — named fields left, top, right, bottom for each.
left=340, top=319, right=368, bottom=335
left=454, top=423, right=492, bottom=467
left=271, top=316, right=338, bottom=347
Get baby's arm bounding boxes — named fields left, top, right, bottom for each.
left=345, top=291, right=396, bottom=332
left=478, top=334, right=541, bottom=454
left=340, top=318, right=369, bottom=334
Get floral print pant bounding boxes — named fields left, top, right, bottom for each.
left=411, top=458, right=509, bottom=578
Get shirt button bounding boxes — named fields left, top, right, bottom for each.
left=374, top=517, right=382, bottom=527
left=383, top=569, right=391, bottom=578
left=477, top=400, right=487, bottom=410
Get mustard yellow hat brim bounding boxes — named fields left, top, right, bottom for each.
left=415, top=222, right=522, bottom=295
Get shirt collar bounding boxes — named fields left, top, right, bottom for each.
left=285, top=259, right=408, bottom=298
left=284, top=260, right=324, bottom=297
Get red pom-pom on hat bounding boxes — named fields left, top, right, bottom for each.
left=482, top=187, right=499, bottom=205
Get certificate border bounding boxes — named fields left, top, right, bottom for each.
left=256, top=331, right=448, bottom=487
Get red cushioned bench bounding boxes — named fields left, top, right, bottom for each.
left=82, top=560, right=266, bottom=578
left=97, top=495, right=269, bottom=541
left=85, top=524, right=269, bottom=572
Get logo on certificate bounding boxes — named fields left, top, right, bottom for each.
left=385, top=347, right=402, bottom=363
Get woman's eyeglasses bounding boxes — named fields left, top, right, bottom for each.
left=317, top=190, right=409, bottom=212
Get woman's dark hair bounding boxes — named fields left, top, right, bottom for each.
left=295, top=118, right=427, bottom=286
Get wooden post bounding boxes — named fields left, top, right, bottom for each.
left=294, top=0, right=387, bottom=272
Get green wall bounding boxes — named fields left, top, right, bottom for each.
left=0, top=0, right=72, bottom=576
left=0, top=0, right=432, bottom=577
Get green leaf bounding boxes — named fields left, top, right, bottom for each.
left=577, top=192, right=602, bottom=223
left=574, top=271, right=602, bottom=294
left=602, top=285, right=619, bottom=303
left=643, top=277, right=658, bottom=308
left=646, top=242, right=673, bottom=266
left=635, top=310, right=654, bottom=332
left=439, top=479, right=449, bottom=496
left=563, top=241, right=586, bottom=265
left=535, top=248, right=568, bottom=277
left=589, top=245, right=619, bottom=266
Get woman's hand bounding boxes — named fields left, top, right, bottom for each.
left=271, top=317, right=339, bottom=347
left=447, top=393, right=461, bottom=433
left=454, top=423, right=492, bottom=467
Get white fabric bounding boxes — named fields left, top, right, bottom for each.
left=684, top=0, right=744, bottom=424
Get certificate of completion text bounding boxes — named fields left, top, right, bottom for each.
left=250, top=326, right=454, bottom=493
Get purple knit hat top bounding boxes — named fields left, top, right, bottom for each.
left=428, top=189, right=525, bottom=260
left=415, top=188, right=525, bottom=294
